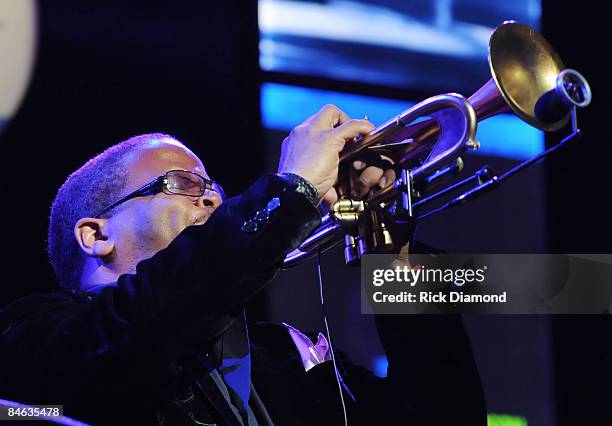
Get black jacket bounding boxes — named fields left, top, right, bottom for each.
left=0, top=174, right=486, bottom=425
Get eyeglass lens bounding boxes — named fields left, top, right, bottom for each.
left=166, top=171, right=222, bottom=197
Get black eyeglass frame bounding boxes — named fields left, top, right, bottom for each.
left=94, top=169, right=220, bottom=218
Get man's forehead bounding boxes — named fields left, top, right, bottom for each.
left=128, top=139, right=208, bottom=183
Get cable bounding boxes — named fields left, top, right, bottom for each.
left=316, top=250, right=348, bottom=426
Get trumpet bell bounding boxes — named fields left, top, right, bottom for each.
left=486, top=21, right=568, bottom=131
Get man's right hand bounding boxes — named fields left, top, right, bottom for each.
left=277, top=104, right=374, bottom=205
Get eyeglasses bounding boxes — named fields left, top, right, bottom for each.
left=94, top=169, right=223, bottom=218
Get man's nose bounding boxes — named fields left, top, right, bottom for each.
left=197, top=189, right=223, bottom=209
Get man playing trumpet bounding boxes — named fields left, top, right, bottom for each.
left=0, top=105, right=485, bottom=425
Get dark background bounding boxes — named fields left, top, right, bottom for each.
left=0, top=1, right=610, bottom=424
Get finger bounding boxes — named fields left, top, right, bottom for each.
left=306, top=104, right=350, bottom=130
left=379, top=168, right=396, bottom=189
left=352, top=166, right=384, bottom=198
left=330, top=119, right=374, bottom=141
left=353, top=160, right=366, bottom=170
left=380, top=154, right=395, bottom=165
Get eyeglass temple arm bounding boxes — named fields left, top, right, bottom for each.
left=94, top=177, right=165, bottom=218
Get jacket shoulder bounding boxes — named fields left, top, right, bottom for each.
left=0, top=290, right=90, bottom=337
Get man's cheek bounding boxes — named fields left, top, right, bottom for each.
left=158, top=202, right=193, bottom=235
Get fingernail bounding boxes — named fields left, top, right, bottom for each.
left=353, top=160, right=366, bottom=170
left=379, top=177, right=386, bottom=187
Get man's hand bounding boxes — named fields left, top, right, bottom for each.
left=277, top=104, right=374, bottom=205
left=349, top=157, right=397, bottom=198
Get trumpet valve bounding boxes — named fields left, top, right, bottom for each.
left=331, top=199, right=366, bottom=225
left=354, top=211, right=395, bottom=260
left=344, top=234, right=360, bottom=265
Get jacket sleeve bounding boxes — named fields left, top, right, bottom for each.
left=335, top=314, right=487, bottom=426
left=377, top=314, right=487, bottom=425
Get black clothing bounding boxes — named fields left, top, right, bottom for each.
left=250, top=318, right=486, bottom=426
left=0, top=174, right=486, bottom=425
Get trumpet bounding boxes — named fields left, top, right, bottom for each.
left=283, top=21, right=591, bottom=268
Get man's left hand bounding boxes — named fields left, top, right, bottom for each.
left=320, top=157, right=397, bottom=208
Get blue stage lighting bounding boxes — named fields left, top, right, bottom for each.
left=261, top=82, right=544, bottom=161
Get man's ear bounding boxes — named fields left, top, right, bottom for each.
left=74, top=217, right=115, bottom=258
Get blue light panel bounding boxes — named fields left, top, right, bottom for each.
left=261, top=82, right=544, bottom=161
left=372, top=355, right=388, bottom=378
